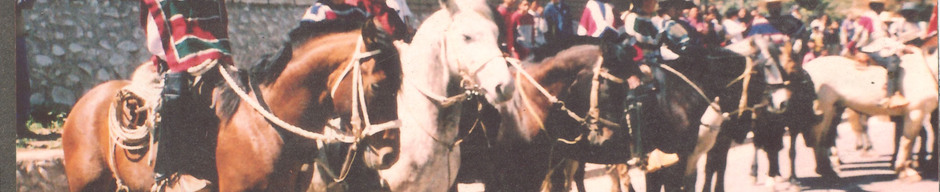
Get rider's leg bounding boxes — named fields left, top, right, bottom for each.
left=153, top=71, right=194, bottom=182
left=868, top=52, right=908, bottom=108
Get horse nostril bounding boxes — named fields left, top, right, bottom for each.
left=495, top=84, right=504, bottom=95
left=382, top=152, right=398, bottom=166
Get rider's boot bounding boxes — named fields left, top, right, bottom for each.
left=645, top=148, right=679, bottom=173
left=153, top=71, right=193, bottom=191
left=880, top=55, right=908, bottom=109
left=885, top=92, right=909, bottom=109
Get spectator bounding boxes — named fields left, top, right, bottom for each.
left=499, top=0, right=518, bottom=54
left=891, top=3, right=922, bottom=45
left=543, top=0, right=574, bottom=43
left=824, top=20, right=840, bottom=54
left=802, top=40, right=818, bottom=64
left=840, top=10, right=859, bottom=55
left=577, top=0, right=622, bottom=38
left=809, top=15, right=827, bottom=52
left=703, top=6, right=724, bottom=47
left=723, top=7, right=747, bottom=44
left=684, top=6, right=708, bottom=34
left=510, top=0, right=537, bottom=58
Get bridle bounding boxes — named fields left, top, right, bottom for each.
left=509, top=55, right=625, bottom=144
left=404, top=18, right=508, bottom=183
left=219, top=35, right=400, bottom=182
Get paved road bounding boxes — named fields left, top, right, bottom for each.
left=459, top=115, right=939, bottom=192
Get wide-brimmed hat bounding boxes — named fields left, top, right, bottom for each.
left=900, top=2, right=918, bottom=11
left=659, top=0, right=695, bottom=9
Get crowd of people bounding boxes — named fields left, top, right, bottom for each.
left=493, top=0, right=937, bottom=66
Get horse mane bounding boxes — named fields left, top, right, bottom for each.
left=528, top=45, right=603, bottom=92
left=250, top=18, right=368, bottom=86
left=217, top=18, right=400, bottom=120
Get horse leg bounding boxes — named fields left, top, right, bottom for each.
left=925, top=109, right=940, bottom=178
left=608, top=164, right=634, bottom=192
left=895, top=111, right=926, bottom=182
left=788, top=128, right=800, bottom=184
left=810, top=103, right=842, bottom=181
left=645, top=168, right=663, bottom=192
left=575, top=161, right=586, bottom=192
left=685, top=106, right=724, bottom=177
left=846, top=109, right=873, bottom=151
left=703, top=133, right=732, bottom=192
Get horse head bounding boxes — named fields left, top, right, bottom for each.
left=437, top=0, right=514, bottom=105
left=728, top=36, right=794, bottom=114
left=329, top=18, right=404, bottom=170
left=767, top=39, right=796, bottom=114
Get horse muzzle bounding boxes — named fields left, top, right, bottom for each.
left=362, top=129, right=400, bottom=170
left=363, top=145, right=399, bottom=170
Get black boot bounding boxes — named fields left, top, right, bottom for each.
left=153, top=72, right=194, bottom=183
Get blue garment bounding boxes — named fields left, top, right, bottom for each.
left=543, top=2, right=573, bottom=39
left=662, top=19, right=704, bottom=56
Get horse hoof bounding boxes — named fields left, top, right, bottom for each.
left=898, top=168, right=923, bottom=183
left=764, top=176, right=777, bottom=188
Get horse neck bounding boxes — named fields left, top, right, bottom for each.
left=899, top=48, right=940, bottom=97
left=398, top=12, right=460, bottom=138
left=504, top=56, right=597, bottom=141
left=261, top=32, right=361, bottom=129
left=380, top=11, right=462, bottom=191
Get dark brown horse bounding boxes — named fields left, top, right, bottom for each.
left=478, top=44, right=635, bottom=191
left=62, top=19, right=402, bottom=191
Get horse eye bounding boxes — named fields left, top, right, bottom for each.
left=371, top=83, right=381, bottom=90
left=463, top=35, right=472, bottom=41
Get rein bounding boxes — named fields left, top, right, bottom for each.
left=219, top=36, right=399, bottom=142
left=404, top=20, right=507, bottom=183
left=657, top=56, right=756, bottom=118
left=508, top=56, right=623, bottom=144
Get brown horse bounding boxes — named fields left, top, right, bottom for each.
left=63, top=63, right=160, bottom=192
left=214, top=19, right=402, bottom=191
left=62, top=19, right=402, bottom=192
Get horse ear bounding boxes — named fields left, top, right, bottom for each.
left=361, top=17, right=383, bottom=47
left=439, top=0, right=460, bottom=15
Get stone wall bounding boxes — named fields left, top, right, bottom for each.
left=22, top=0, right=307, bottom=110
left=22, top=0, right=622, bottom=111
left=16, top=150, right=68, bottom=192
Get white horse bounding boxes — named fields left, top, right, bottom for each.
left=377, top=0, right=514, bottom=191
left=803, top=47, right=938, bottom=181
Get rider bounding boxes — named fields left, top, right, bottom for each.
left=890, top=3, right=922, bottom=45
left=620, top=0, right=661, bottom=165
left=623, top=0, right=701, bottom=171
left=658, top=0, right=705, bottom=67
left=854, top=0, right=909, bottom=109
left=140, top=0, right=231, bottom=189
